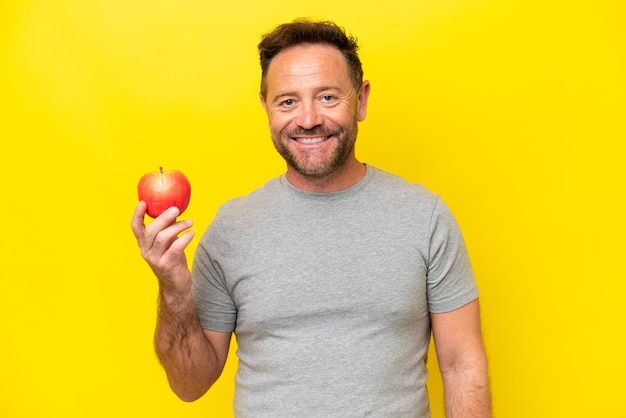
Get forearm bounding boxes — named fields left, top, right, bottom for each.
left=154, top=289, right=221, bottom=402
left=441, top=356, right=492, bottom=418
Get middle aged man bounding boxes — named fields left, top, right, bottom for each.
left=132, top=19, right=492, bottom=417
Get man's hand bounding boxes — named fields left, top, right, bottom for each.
left=131, top=201, right=195, bottom=294
left=131, top=201, right=230, bottom=401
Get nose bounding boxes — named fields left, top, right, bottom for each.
left=295, top=101, right=323, bottom=130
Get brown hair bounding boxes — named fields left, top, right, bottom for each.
left=258, top=19, right=363, bottom=98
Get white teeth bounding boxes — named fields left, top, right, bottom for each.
left=294, top=136, right=326, bottom=144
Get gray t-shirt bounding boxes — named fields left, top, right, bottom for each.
left=192, top=165, right=478, bottom=417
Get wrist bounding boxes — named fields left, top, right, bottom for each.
left=156, top=269, right=193, bottom=302
left=159, top=286, right=193, bottom=308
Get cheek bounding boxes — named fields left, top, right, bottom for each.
left=268, top=112, right=293, bottom=134
left=330, top=105, right=357, bottom=127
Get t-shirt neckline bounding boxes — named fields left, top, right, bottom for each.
left=280, top=164, right=374, bottom=201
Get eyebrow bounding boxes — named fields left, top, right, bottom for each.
left=271, top=86, right=343, bottom=102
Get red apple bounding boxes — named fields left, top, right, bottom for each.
left=138, top=167, right=191, bottom=218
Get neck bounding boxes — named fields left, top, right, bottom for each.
left=286, top=159, right=366, bottom=193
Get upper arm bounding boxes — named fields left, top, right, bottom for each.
left=430, top=299, right=487, bottom=374
left=202, top=329, right=233, bottom=375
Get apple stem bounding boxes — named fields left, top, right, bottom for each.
left=159, top=166, right=163, bottom=174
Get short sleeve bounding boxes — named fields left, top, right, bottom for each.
left=191, top=221, right=238, bottom=332
left=426, top=197, right=479, bottom=313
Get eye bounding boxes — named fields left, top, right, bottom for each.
left=321, top=95, right=335, bottom=102
left=281, top=99, right=295, bottom=107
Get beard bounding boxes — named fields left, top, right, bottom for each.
left=271, top=119, right=359, bottom=179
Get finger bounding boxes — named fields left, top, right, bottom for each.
left=131, top=201, right=148, bottom=242
left=151, top=219, right=193, bottom=254
left=142, top=206, right=180, bottom=246
left=170, top=229, right=195, bottom=253
left=145, top=206, right=180, bottom=234
left=161, top=230, right=196, bottom=268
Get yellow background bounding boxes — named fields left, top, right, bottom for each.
left=1, top=0, right=624, bottom=417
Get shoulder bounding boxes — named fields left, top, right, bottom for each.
left=216, top=176, right=285, bottom=219
left=366, top=165, right=441, bottom=210
left=198, top=177, right=286, bottom=250
left=369, top=166, right=434, bottom=194
left=364, top=166, right=467, bottom=238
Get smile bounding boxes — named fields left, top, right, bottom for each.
left=292, top=136, right=330, bottom=144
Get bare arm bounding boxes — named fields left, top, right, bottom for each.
left=431, top=299, right=491, bottom=418
left=154, top=287, right=231, bottom=401
left=132, top=202, right=231, bottom=401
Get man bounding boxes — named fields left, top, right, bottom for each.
left=132, top=19, right=491, bottom=417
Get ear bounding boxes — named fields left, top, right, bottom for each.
left=356, top=80, right=371, bottom=122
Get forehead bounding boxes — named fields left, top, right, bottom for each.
left=265, top=43, right=351, bottom=95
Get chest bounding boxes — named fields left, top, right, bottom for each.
left=221, top=207, right=430, bottom=336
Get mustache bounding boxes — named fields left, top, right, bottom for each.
left=287, top=127, right=340, bottom=137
